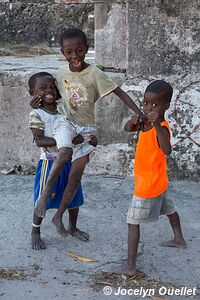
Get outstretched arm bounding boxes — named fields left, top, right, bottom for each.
left=113, top=87, right=143, bottom=117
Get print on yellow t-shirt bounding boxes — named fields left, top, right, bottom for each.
left=64, top=80, right=87, bottom=109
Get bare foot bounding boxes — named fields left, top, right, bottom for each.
left=112, top=264, right=136, bottom=276
left=160, top=239, right=187, bottom=249
left=52, top=215, right=68, bottom=236
left=31, top=233, right=45, bottom=250
left=68, top=227, right=89, bottom=242
left=34, top=196, right=47, bottom=218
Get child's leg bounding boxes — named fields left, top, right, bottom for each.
left=35, top=147, right=73, bottom=218
left=67, top=207, right=89, bottom=242
left=113, top=224, right=140, bottom=275
left=161, top=211, right=187, bottom=248
left=52, top=155, right=89, bottom=236
left=31, top=212, right=45, bottom=250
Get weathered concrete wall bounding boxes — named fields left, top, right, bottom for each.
left=127, top=0, right=199, bottom=76
left=0, top=0, right=199, bottom=180
left=94, top=1, right=127, bottom=70
left=0, top=56, right=199, bottom=179
left=93, top=0, right=200, bottom=179
left=94, top=0, right=199, bottom=74
left=121, top=76, right=200, bottom=180
left=0, top=2, right=94, bottom=47
left=0, top=55, right=131, bottom=176
left=123, top=0, right=200, bottom=179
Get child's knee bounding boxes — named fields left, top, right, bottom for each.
left=167, top=211, right=177, bottom=218
left=57, top=147, right=73, bottom=163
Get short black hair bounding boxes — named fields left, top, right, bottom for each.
left=60, top=28, right=88, bottom=47
left=145, top=80, right=173, bottom=103
left=28, top=72, right=54, bottom=89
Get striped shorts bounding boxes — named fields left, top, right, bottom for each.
left=34, top=159, right=84, bottom=210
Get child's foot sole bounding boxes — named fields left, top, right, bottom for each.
left=31, top=233, right=45, bottom=250
left=160, top=239, right=187, bottom=249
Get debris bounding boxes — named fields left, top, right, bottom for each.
left=68, top=252, right=98, bottom=262
left=0, top=163, right=15, bottom=175
left=0, top=266, right=40, bottom=280
left=128, top=271, right=147, bottom=282
left=93, top=281, right=112, bottom=286
left=0, top=269, right=25, bottom=280
left=91, top=271, right=181, bottom=296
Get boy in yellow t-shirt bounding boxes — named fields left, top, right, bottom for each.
left=31, top=28, right=145, bottom=236
left=114, top=80, right=186, bottom=276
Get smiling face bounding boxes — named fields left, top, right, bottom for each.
left=32, top=76, right=58, bottom=105
left=61, top=37, right=88, bottom=72
left=143, top=92, right=169, bottom=119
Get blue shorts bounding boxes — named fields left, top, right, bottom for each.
left=34, top=160, right=84, bottom=210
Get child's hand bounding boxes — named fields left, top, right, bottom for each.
left=89, top=135, right=98, bottom=147
left=147, top=111, right=160, bottom=126
left=124, top=113, right=141, bottom=132
left=30, top=95, right=42, bottom=109
left=72, top=134, right=84, bottom=145
left=130, top=113, right=140, bottom=125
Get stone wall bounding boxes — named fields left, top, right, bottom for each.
left=0, top=0, right=199, bottom=179
left=0, top=2, right=94, bottom=47
left=1, top=56, right=199, bottom=179
left=94, top=1, right=127, bottom=70
left=93, top=0, right=200, bottom=179
left=124, top=0, right=200, bottom=179
left=127, top=0, right=199, bottom=76
left=0, top=56, right=131, bottom=177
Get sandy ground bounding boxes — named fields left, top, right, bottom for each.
left=0, top=174, right=200, bottom=300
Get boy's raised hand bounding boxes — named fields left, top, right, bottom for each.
left=147, top=111, right=160, bottom=126
left=30, top=95, right=42, bottom=109
left=124, top=113, right=141, bottom=132
left=130, top=113, right=140, bottom=126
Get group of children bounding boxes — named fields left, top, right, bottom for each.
left=28, top=28, right=186, bottom=274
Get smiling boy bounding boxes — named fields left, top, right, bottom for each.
left=32, top=29, right=145, bottom=237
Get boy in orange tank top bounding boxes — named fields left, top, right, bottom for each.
left=115, top=80, right=186, bottom=276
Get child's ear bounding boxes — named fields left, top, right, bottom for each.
left=86, top=45, right=89, bottom=53
left=61, top=48, right=64, bottom=55
left=29, top=88, right=34, bottom=96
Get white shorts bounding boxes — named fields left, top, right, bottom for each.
left=53, top=115, right=96, bottom=162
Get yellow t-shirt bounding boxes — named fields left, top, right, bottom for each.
left=56, top=64, right=118, bottom=126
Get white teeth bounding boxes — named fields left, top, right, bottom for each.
left=45, top=94, right=53, bottom=99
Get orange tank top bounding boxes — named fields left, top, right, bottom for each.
left=134, top=121, right=170, bottom=198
